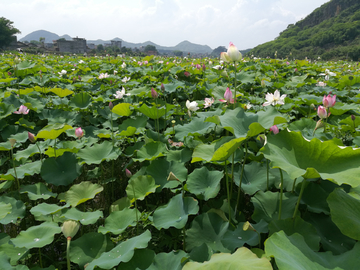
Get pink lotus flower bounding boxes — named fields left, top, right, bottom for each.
left=317, top=106, right=328, bottom=119
left=219, top=87, right=235, bottom=104
left=269, top=125, right=279, bottom=134
left=75, top=127, right=84, bottom=138
left=14, top=105, right=29, bottom=115
left=322, top=94, right=336, bottom=108
left=184, top=71, right=190, bottom=77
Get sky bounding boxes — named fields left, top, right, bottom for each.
left=3, top=0, right=331, bottom=50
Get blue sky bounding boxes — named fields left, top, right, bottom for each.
left=3, top=0, right=330, bottom=49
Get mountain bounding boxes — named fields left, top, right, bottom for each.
left=248, top=0, right=360, bottom=60
left=87, top=38, right=213, bottom=54
left=20, top=30, right=213, bottom=54
left=19, top=30, right=72, bottom=43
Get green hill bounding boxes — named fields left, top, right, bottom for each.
left=248, top=0, right=360, bottom=60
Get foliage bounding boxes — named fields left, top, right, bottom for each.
left=0, top=17, right=21, bottom=49
left=1, top=49, right=360, bottom=270
left=248, top=0, right=360, bottom=60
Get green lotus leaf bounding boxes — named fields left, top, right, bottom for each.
left=187, top=167, right=223, bottom=200
left=118, top=249, right=155, bottom=270
left=30, top=203, right=68, bottom=218
left=98, top=208, right=140, bottom=235
left=330, top=102, right=359, bottom=116
left=0, top=233, right=28, bottom=266
left=327, top=188, right=360, bottom=240
left=174, top=117, right=215, bottom=140
left=134, top=141, right=166, bottom=162
left=50, top=87, right=74, bottom=97
left=261, top=130, right=360, bottom=187
left=69, top=232, right=114, bottom=269
left=61, top=208, right=103, bottom=225
left=0, top=251, right=29, bottom=270
left=304, top=212, right=356, bottom=255
left=36, top=124, right=73, bottom=140
left=191, top=136, right=234, bottom=163
left=64, top=181, right=103, bottom=207
left=10, top=222, right=61, bottom=249
left=265, top=231, right=360, bottom=270
left=167, top=148, right=192, bottom=163
left=251, top=191, right=298, bottom=223
left=0, top=202, right=12, bottom=220
left=22, top=95, right=45, bottom=112
left=6, top=160, right=42, bottom=180
left=147, top=250, right=188, bottom=270
left=153, top=194, right=199, bottom=229
left=219, top=107, right=286, bottom=138
left=211, top=137, right=247, bottom=162
left=112, top=103, right=132, bottom=117
left=183, top=247, right=272, bottom=270
left=77, top=141, right=121, bottom=165
left=20, top=183, right=57, bottom=200
left=269, top=216, right=320, bottom=251
left=70, top=92, right=92, bottom=109
left=118, top=115, right=147, bottom=136
left=41, top=152, right=81, bottom=186
left=186, top=212, right=229, bottom=253
left=85, top=230, right=151, bottom=270
left=126, top=175, right=159, bottom=201
left=146, top=158, right=187, bottom=190
left=136, top=103, right=166, bottom=119
left=0, top=196, right=25, bottom=225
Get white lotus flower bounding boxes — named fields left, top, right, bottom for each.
left=113, top=87, right=130, bottom=99
left=263, top=90, right=286, bottom=106
left=98, top=73, right=110, bottom=79
left=319, top=69, right=336, bottom=81
left=121, top=62, right=126, bottom=68
left=204, top=97, right=214, bottom=108
left=186, top=100, right=199, bottom=112
left=121, top=76, right=131, bottom=83
left=58, top=70, right=67, bottom=77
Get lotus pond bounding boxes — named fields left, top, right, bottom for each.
left=1, top=52, right=360, bottom=269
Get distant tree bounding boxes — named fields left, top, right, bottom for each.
left=211, top=46, right=227, bottom=56
left=30, top=40, right=41, bottom=45
left=57, top=38, right=66, bottom=41
left=97, top=44, right=104, bottom=52
left=0, top=17, right=21, bottom=49
left=173, top=50, right=183, bottom=57
left=144, top=45, right=158, bottom=53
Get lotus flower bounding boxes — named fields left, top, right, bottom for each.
left=322, top=94, right=336, bottom=108
left=204, top=97, right=214, bottom=108
left=262, top=90, right=286, bottom=106
left=14, top=105, right=29, bottom=115
left=219, top=87, right=235, bottom=104
left=317, top=106, right=328, bottom=119
left=151, top=88, right=158, bottom=99
left=28, top=132, right=36, bottom=143
left=98, top=73, right=110, bottom=79
left=220, top=42, right=242, bottom=62
left=186, top=100, right=199, bottom=112
left=121, top=76, right=131, bottom=83
left=113, top=87, right=130, bottom=99
left=269, top=125, right=279, bottom=134
left=75, top=127, right=84, bottom=138
left=61, top=220, right=80, bottom=240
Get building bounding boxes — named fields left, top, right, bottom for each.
left=54, top=37, right=87, bottom=53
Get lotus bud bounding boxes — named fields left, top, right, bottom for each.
left=220, top=52, right=230, bottom=62
left=75, top=127, right=84, bottom=138
left=61, top=220, right=80, bottom=240
left=351, top=115, right=356, bottom=121
left=202, top=64, right=206, bottom=71
left=109, top=102, right=114, bottom=110
left=269, top=125, right=279, bottom=134
left=151, top=88, right=158, bottom=99
left=227, top=42, right=242, bottom=62
left=261, top=79, right=266, bottom=88
left=317, top=106, right=328, bottom=119
left=125, top=168, right=132, bottom=178
left=28, top=132, right=36, bottom=143
left=161, top=83, right=165, bottom=92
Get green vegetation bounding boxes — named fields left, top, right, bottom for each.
left=249, top=0, right=360, bottom=60
left=0, top=17, right=20, bottom=49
